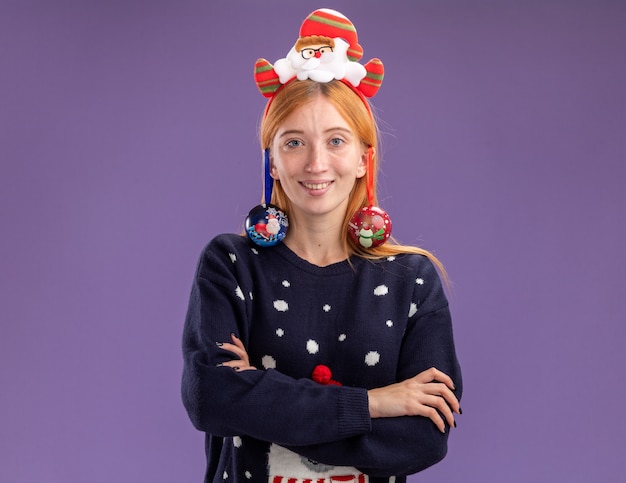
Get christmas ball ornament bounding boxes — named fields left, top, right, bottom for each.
left=348, top=205, right=392, bottom=249
left=245, top=203, right=288, bottom=247
left=245, top=149, right=289, bottom=247
left=346, top=147, right=392, bottom=249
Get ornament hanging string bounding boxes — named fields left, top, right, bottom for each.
left=366, top=147, right=375, bottom=206
left=264, top=148, right=273, bottom=204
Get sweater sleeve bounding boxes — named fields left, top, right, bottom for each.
left=181, top=237, right=372, bottom=446
left=284, top=259, right=463, bottom=477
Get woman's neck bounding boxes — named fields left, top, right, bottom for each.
left=283, top=214, right=347, bottom=267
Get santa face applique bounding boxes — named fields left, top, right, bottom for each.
left=254, top=8, right=384, bottom=99
left=275, top=36, right=366, bottom=86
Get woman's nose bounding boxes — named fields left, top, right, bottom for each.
left=305, top=146, right=328, bottom=172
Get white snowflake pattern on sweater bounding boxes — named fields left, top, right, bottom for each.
left=182, top=233, right=461, bottom=482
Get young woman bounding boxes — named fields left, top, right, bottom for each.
left=182, top=9, right=462, bottom=483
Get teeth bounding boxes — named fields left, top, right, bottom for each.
left=302, top=182, right=330, bottom=190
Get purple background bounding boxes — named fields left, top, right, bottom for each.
left=1, top=1, right=625, bottom=481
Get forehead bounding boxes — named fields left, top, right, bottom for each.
left=277, top=95, right=353, bottom=132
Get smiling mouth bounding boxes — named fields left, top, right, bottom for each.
left=301, top=181, right=331, bottom=190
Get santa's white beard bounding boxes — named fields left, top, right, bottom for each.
left=289, top=51, right=344, bottom=82
left=273, top=38, right=366, bottom=86
left=295, top=52, right=338, bottom=71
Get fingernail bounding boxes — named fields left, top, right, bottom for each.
left=453, top=421, right=457, bottom=428
left=216, top=342, right=223, bottom=347
left=232, top=366, right=240, bottom=371
left=231, top=332, right=237, bottom=338
left=459, top=406, right=463, bottom=415
left=217, top=363, right=224, bottom=367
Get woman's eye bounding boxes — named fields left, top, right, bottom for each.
left=286, top=140, right=302, bottom=148
left=330, top=138, right=344, bottom=146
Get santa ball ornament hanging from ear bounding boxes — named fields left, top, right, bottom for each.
left=244, top=149, right=289, bottom=247
left=245, top=204, right=288, bottom=247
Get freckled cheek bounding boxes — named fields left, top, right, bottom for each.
left=273, top=158, right=304, bottom=179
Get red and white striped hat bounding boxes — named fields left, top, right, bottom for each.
left=298, top=8, right=363, bottom=62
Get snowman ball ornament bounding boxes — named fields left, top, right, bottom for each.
left=348, top=206, right=392, bottom=249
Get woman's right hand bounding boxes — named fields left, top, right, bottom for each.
left=217, top=333, right=257, bottom=371
left=367, top=367, right=460, bottom=433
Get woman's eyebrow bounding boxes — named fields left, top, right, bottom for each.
left=324, top=127, right=353, bottom=135
left=277, top=129, right=305, bottom=138
left=277, top=127, right=353, bottom=138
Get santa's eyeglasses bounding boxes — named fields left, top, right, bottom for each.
left=300, top=46, right=333, bottom=59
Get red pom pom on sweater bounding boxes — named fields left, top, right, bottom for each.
left=312, top=365, right=342, bottom=386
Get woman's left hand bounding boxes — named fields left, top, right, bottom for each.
left=217, top=333, right=257, bottom=371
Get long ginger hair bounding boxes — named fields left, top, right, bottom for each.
left=260, top=79, right=447, bottom=277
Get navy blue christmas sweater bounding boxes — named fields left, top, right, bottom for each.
left=182, top=234, right=462, bottom=483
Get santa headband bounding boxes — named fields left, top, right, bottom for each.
left=254, top=8, right=384, bottom=112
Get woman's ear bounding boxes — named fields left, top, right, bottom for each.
left=356, top=146, right=373, bottom=178
left=267, top=151, right=279, bottom=179
left=269, top=161, right=279, bottom=180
